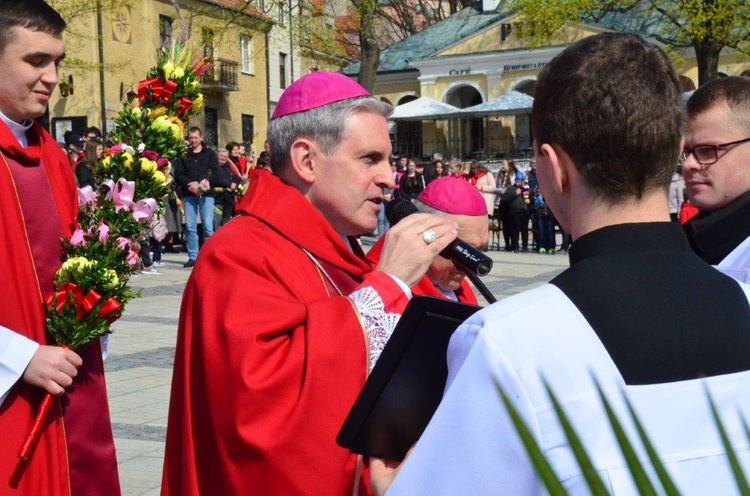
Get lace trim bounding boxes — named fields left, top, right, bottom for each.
left=349, top=286, right=400, bottom=371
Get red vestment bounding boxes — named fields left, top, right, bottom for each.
left=365, top=237, right=479, bottom=305
left=0, top=121, right=120, bottom=494
left=163, top=170, right=408, bottom=495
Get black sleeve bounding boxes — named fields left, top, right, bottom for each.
left=75, top=162, right=95, bottom=189
left=172, top=156, right=191, bottom=187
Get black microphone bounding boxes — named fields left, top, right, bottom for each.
left=385, top=199, right=493, bottom=277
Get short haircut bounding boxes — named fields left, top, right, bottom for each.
left=532, top=33, right=684, bottom=203
left=687, top=76, right=750, bottom=131
left=187, top=127, right=202, bottom=136
left=0, top=0, right=66, bottom=54
left=267, top=96, right=392, bottom=175
left=217, top=148, right=228, bottom=154
left=225, top=141, right=240, bottom=151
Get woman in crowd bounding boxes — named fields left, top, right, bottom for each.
left=449, top=158, right=469, bottom=180
left=470, top=161, right=496, bottom=218
left=433, top=159, right=448, bottom=179
left=76, top=138, right=102, bottom=188
left=398, top=158, right=426, bottom=202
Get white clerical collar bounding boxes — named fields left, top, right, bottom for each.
left=437, top=286, right=458, bottom=301
left=0, top=111, right=33, bottom=148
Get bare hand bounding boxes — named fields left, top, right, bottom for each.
left=22, top=345, right=83, bottom=396
left=376, top=213, right=458, bottom=287
left=187, top=181, right=201, bottom=195
left=370, top=456, right=407, bottom=496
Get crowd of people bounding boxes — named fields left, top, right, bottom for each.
left=4, top=1, right=750, bottom=495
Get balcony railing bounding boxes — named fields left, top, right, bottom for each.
left=200, top=58, right=240, bottom=92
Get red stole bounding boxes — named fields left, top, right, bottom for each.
left=0, top=121, right=120, bottom=495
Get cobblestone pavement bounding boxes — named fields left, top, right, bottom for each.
left=108, top=237, right=570, bottom=495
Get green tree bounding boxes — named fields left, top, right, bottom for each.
left=509, top=0, right=750, bottom=85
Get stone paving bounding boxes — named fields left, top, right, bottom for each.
left=107, top=236, right=570, bottom=495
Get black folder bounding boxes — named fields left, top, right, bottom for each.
left=337, top=295, right=481, bottom=461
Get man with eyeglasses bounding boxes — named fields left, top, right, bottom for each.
left=682, top=76, right=750, bottom=282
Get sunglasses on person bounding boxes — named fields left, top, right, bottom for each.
left=680, top=137, right=750, bottom=167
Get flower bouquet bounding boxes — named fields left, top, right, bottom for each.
left=19, top=43, right=207, bottom=461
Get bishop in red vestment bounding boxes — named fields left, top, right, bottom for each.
left=162, top=72, right=460, bottom=495
left=366, top=177, right=489, bottom=305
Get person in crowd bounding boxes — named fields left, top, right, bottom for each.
left=255, top=154, right=271, bottom=171
left=433, top=159, right=448, bottom=179
left=470, top=161, right=496, bottom=218
left=682, top=76, right=750, bottom=282
left=171, top=126, right=229, bottom=268
left=83, top=125, right=101, bottom=142
left=162, top=71, right=458, bottom=495
left=449, top=158, right=469, bottom=179
left=377, top=183, right=394, bottom=238
left=527, top=158, right=540, bottom=250
left=506, top=170, right=531, bottom=252
left=214, top=147, right=241, bottom=228
left=399, top=158, right=426, bottom=202
left=668, top=167, right=685, bottom=222
left=227, top=140, right=248, bottom=176
left=367, top=177, right=487, bottom=303
left=63, top=130, right=84, bottom=168
left=534, top=190, right=556, bottom=254
left=76, top=137, right=101, bottom=188
left=0, top=1, right=120, bottom=493
left=371, top=32, right=750, bottom=495
left=491, top=159, right=512, bottom=250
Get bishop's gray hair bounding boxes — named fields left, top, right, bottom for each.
left=267, top=96, right=392, bottom=175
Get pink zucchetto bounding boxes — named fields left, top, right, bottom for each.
left=419, top=176, right=488, bottom=216
left=271, top=71, right=371, bottom=120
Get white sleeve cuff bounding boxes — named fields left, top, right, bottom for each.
left=349, top=286, right=402, bottom=371
left=0, top=326, right=39, bottom=406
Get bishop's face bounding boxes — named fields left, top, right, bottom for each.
left=307, top=111, right=394, bottom=236
left=0, top=26, right=64, bottom=123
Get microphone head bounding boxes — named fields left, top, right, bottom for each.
left=385, top=198, right=418, bottom=225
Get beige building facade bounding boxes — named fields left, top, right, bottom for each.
left=48, top=0, right=270, bottom=149
left=345, top=2, right=750, bottom=161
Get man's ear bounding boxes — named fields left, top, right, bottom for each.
left=539, top=143, right=569, bottom=196
left=288, top=138, right=317, bottom=185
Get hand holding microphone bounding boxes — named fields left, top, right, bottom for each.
left=385, top=199, right=493, bottom=277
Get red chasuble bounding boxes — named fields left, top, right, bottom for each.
left=163, top=170, right=407, bottom=496
left=365, top=237, right=479, bottom=305
left=0, top=121, right=120, bottom=495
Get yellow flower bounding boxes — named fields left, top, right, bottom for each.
left=168, top=116, right=184, bottom=139
left=103, top=269, right=119, bottom=290
left=153, top=170, right=167, bottom=184
left=173, top=67, right=185, bottom=79
left=151, top=115, right=171, bottom=131
left=131, top=107, right=142, bottom=118
left=122, top=152, right=134, bottom=169
left=192, top=94, right=204, bottom=112
left=101, top=156, right=112, bottom=169
left=162, top=61, right=175, bottom=78
left=149, top=107, right=167, bottom=120
left=61, top=256, right=93, bottom=273
left=140, top=157, right=157, bottom=172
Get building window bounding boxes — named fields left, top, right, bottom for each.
left=204, top=108, right=218, bottom=148
left=279, top=52, right=287, bottom=89
left=240, top=35, right=253, bottom=74
left=159, top=15, right=173, bottom=50
left=242, top=114, right=255, bottom=146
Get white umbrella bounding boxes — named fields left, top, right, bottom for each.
left=388, top=97, right=460, bottom=121
left=457, top=91, right=534, bottom=118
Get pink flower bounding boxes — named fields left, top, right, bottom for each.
left=107, top=142, right=126, bottom=155
left=116, top=237, right=131, bottom=250
left=70, top=229, right=87, bottom=246
left=156, top=158, right=170, bottom=169
left=97, top=223, right=110, bottom=242
left=139, top=149, right=160, bottom=161
left=126, top=250, right=138, bottom=266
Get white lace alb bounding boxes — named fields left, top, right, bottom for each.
left=349, top=286, right=400, bottom=371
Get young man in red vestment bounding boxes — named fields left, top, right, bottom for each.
left=0, top=1, right=120, bottom=494
left=366, top=177, right=489, bottom=305
left=162, top=71, right=460, bottom=495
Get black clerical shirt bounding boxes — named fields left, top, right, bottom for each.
left=551, top=222, right=750, bottom=385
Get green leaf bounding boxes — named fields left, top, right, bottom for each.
left=592, top=378, right=659, bottom=495
left=544, top=380, right=611, bottom=495
left=498, top=387, right=568, bottom=495
left=706, top=388, right=750, bottom=495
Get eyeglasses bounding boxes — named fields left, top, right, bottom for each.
left=680, top=137, right=750, bottom=167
